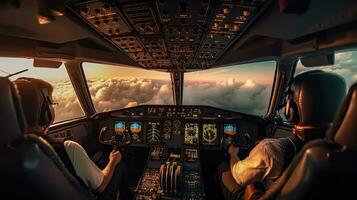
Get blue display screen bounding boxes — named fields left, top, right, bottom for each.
left=130, top=122, right=142, bottom=133
left=114, top=121, right=126, bottom=133
left=131, top=122, right=140, bottom=129
left=224, top=124, right=236, bottom=135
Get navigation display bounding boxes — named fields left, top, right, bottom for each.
left=224, top=124, right=236, bottom=135
left=130, top=122, right=142, bottom=143
left=184, top=123, right=199, bottom=145
left=114, top=121, right=126, bottom=133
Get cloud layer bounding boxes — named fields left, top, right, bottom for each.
left=51, top=77, right=174, bottom=122
left=184, top=78, right=272, bottom=115
left=50, top=79, right=84, bottom=122
left=51, top=76, right=272, bottom=122
left=87, top=77, right=173, bottom=112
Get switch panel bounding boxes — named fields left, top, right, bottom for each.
left=69, top=0, right=267, bottom=69
left=76, top=1, right=130, bottom=36
left=122, top=3, right=160, bottom=35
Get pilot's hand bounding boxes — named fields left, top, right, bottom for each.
left=109, top=150, right=122, bottom=166
left=228, top=145, right=239, bottom=157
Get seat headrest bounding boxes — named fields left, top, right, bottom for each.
left=0, top=77, right=26, bottom=145
left=327, top=83, right=357, bottom=151
left=289, top=70, right=346, bottom=127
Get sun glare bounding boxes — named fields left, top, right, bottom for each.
left=242, top=79, right=256, bottom=88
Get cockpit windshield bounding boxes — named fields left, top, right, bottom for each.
left=183, top=61, right=276, bottom=116
left=83, top=62, right=173, bottom=112
left=83, top=61, right=276, bottom=116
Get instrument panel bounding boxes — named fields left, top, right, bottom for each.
left=98, top=105, right=263, bottom=200
left=112, top=121, right=237, bottom=147
left=100, top=105, right=261, bottom=149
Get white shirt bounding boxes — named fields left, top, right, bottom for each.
left=231, top=138, right=285, bottom=189
left=64, top=140, right=104, bottom=190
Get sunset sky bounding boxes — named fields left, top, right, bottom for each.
left=0, top=57, right=66, bottom=80
left=84, top=62, right=171, bottom=80
left=185, top=61, right=276, bottom=85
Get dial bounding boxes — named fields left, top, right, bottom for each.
left=173, top=120, right=181, bottom=134
left=202, top=124, right=217, bottom=144
left=184, top=123, right=199, bottom=145
left=132, top=133, right=140, bottom=141
left=162, top=120, right=172, bottom=141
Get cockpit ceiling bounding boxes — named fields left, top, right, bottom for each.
left=68, top=0, right=267, bottom=70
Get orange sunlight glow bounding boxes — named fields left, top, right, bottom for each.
left=242, top=79, right=256, bottom=88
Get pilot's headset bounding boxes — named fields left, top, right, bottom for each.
left=284, top=83, right=299, bottom=124
left=16, top=77, right=55, bottom=128
left=284, top=70, right=346, bottom=128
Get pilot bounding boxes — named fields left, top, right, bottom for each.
left=14, top=77, right=132, bottom=200
left=217, top=70, right=346, bottom=200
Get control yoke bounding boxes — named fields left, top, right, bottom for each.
left=98, top=126, right=131, bottom=150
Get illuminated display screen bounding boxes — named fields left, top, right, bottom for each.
left=130, top=122, right=142, bottom=134
left=224, top=124, right=236, bottom=135
left=114, top=121, right=126, bottom=133
left=146, top=122, right=161, bottom=144
left=202, top=124, right=217, bottom=145
left=130, top=122, right=142, bottom=143
left=184, top=123, right=199, bottom=145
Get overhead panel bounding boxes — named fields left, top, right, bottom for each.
left=77, top=1, right=131, bottom=36
left=157, top=0, right=210, bottom=70
left=122, top=3, right=159, bottom=34
left=194, top=1, right=262, bottom=68
left=121, top=3, right=167, bottom=68
left=68, top=0, right=267, bottom=70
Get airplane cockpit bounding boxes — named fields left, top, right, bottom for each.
left=0, top=0, right=357, bottom=200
